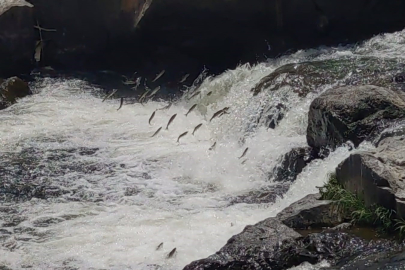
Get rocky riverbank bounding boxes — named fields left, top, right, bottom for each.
left=184, top=59, right=405, bottom=269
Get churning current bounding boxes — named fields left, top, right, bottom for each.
left=2, top=28, right=404, bottom=270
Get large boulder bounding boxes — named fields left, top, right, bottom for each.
left=335, top=135, right=405, bottom=218
left=26, top=0, right=151, bottom=69
left=0, top=77, right=32, bottom=110
left=0, top=0, right=34, bottom=77
left=307, top=85, right=405, bottom=151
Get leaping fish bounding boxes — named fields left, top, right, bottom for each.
left=157, top=103, right=172, bottom=111
left=156, top=242, right=163, bottom=250
left=192, top=123, right=203, bottom=135
left=206, top=91, right=213, bottom=96
left=209, top=107, right=230, bottom=122
left=147, top=86, right=161, bottom=98
left=166, top=114, right=177, bottom=130
left=209, top=142, right=216, bottom=151
left=187, top=90, right=201, bottom=100
left=122, top=75, right=137, bottom=85
left=185, top=104, right=197, bottom=117
left=102, top=89, right=118, bottom=102
left=139, top=89, right=150, bottom=104
left=167, top=248, right=177, bottom=259
left=151, top=127, right=163, bottom=137
left=179, top=73, right=190, bottom=83
left=241, top=159, right=248, bottom=165
left=117, top=97, right=124, bottom=111
left=238, top=147, right=249, bottom=159
left=149, top=111, right=156, bottom=125
left=177, top=131, right=188, bottom=143
left=152, top=70, right=165, bottom=82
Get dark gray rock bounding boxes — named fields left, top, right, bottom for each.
left=307, top=85, right=405, bottom=151
left=0, top=0, right=34, bottom=77
left=336, top=135, right=405, bottom=218
left=277, top=194, right=344, bottom=229
left=271, top=147, right=318, bottom=182
left=229, top=183, right=290, bottom=205
left=0, top=77, right=32, bottom=110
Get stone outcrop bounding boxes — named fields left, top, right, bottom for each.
left=307, top=85, right=405, bottom=151
left=183, top=193, right=401, bottom=270
left=0, top=77, right=32, bottom=110
left=336, top=134, right=405, bottom=218
left=0, top=0, right=34, bottom=77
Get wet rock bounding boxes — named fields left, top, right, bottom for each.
left=183, top=217, right=301, bottom=270
left=307, top=85, right=405, bottom=151
left=32, top=216, right=65, bottom=227
left=271, top=147, right=318, bottom=182
left=27, top=0, right=151, bottom=70
left=0, top=0, right=34, bottom=76
left=276, top=194, right=344, bottom=229
left=0, top=77, right=32, bottom=110
left=373, top=119, right=405, bottom=146
left=336, top=135, right=405, bottom=218
left=229, top=183, right=290, bottom=205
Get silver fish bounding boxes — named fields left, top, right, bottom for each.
left=139, top=89, right=150, bottom=104
left=149, top=111, right=156, bottom=125
left=209, top=107, right=229, bottom=122
left=187, top=90, right=201, bottom=100
left=241, top=159, right=248, bottom=165
left=238, top=147, right=249, bottom=159
left=192, top=123, right=203, bottom=135
left=179, top=74, right=190, bottom=83
left=166, top=114, right=177, bottom=130
left=156, top=242, right=163, bottom=250
left=157, top=103, right=172, bottom=111
left=209, top=142, right=216, bottom=151
left=167, top=248, right=177, bottom=259
left=122, top=75, right=137, bottom=85
left=117, top=97, right=124, bottom=111
left=147, top=86, right=161, bottom=98
left=102, top=89, right=118, bottom=102
left=151, top=127, right=162, bottom=137
left=207, top=91, right=213, bottom=96
left=131, top=77, right=142, bottom=90
left=177, top=131, right=188, bottom=143
left=185, top=104, right=197, bottom=117
left=152, top=70, right=165, bottom=82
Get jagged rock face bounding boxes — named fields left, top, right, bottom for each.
left=0, top=0, right=34, bottom=77
left=0, top=77, right=32, bottom=110
left=25, top=0, right=151, bottom=70
left=336, top=135, right=405, bottom=218
left=307, top=85, right=405, bottom=151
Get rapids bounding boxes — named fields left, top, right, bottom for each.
left=1, top=29, right=405, bottom=269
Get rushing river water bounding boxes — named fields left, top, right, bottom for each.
left=1, top=29, right=405, bottom=270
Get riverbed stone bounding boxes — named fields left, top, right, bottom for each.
left=307, top=85, right=405, bottom=151
left=0, top=0, right=34, bottom=76
left=0, top=77, right=32, bottom=110
left=336, top=135, right=405, bottom=218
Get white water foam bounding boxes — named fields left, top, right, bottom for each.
left=2, top=28, right=404, bottom=269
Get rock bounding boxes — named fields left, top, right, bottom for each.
left=229, top=183, right=290, bottom=205
left=336, top=135, right=405, bottom=218
left=0, top=77, right=32, bottom=110
left=307, top=85, right=405, bottom=151
left=183, top=217, right=301, bottom=270
left=26, top=0, right=151, bottom=69
left=276, top=194, right=344, bottom=229
left=373, top=119, right=405, bottom=146
left=271, top=147, right=318, bottom=182
left=0, top=0, right=34, bottom=76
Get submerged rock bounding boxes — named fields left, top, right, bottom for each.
left=336, top=135, right=405, bottom=218
left=0, top=0, right=34, bottom=76
left=271, top=147, right=318, bottom=182
left=0, top=77, right=32, bottom=110
left=307, top=85, right=405, bottom=151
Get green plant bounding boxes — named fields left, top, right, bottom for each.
left=394, top=218, right=405, bottom=238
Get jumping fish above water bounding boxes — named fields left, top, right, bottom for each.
left=102, top=89, right=118, bottom=102
left=149, top=111, right=156, bottom=125
left=166, top=114, right=177, bottom=130
left=147, top=86, right=161, bottom=98
left=157, top=103, right=172, bottom=111
left=209, top=142, right=216, bottom=151
left=192, top=123, right=203, bottom=135
left=206, top=91, right=213, bottom=96
left=167, top=248, right=177, bottom=259
left=131, top=77, right=142, bottom=90
left=209, top=107, right=230, bottom=122
left=117, top=97, right=124, bottom=111
left=185, top=104, right=197, bottom=117
left=151, top=127, right=162, bottom=137
left=139, top=89, right=150, bottom=104
left=179, top=73, right=190, bottom=83
left=187, top=90, right=201, bottom=100
left=122, top=75, right=137, bottom=85
left=177, top=131, right=188, bottom=143
left=152, top=70, right=165, bottom=82
left=156, top=242, right=163, bottom=250
left=238, top=147, right=249, bottom=159
left=241, top=158, right=248, bottom=165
